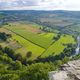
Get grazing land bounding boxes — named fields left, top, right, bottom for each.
left=0, top=27, right=45, bottom=60
left=41, top=35, right=75, bottom=58
left=0, top=22, right=75, bottom=60
left=0, top=22, right=59, bottom=60
left=4, top=23, right=57, bottom=49
left=0, top=10, right=80, bottom=80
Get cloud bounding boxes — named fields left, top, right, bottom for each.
left=0, top=0, right=80, bottom=10
left=62, top=0, right=80, bottom=10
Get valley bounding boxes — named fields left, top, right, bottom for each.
left=0, top=22, right=75, bottom=60
left=0, top=10, right=80, bottom=80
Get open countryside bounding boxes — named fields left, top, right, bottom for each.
left=0, top=22, right=75, bottom=60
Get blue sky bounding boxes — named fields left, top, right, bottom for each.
left=0, top=0, right=80, bottom=10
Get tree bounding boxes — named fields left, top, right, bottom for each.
left=13, top=60, right=22, bottom=70
left=0, top=45, right=2, bottom=50
left=0, top=74, right=20, bottom=80
left=0, top=50, right=3, bottom=55
left=26, top=51, right=32, bottom=58
left=62, top=57, right=70, bottom=63
left=3, top=47, right=16, bottom=60
left=21, top=62, right=54, bottom=80
left=15, top=53, right=23, bottom=61
left=22, top=58, right=27, bottom=65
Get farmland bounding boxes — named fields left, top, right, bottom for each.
left=4, top=23, right=57, bottom=49
left=0, top=22, right=58, bottom=60
left=41, top=35, right=75, bottom=58
left=0, top=27, right=45, bottom=60
left=0, top=10, right=79, bottom=80
left=0, top=22, right=74, bottom=60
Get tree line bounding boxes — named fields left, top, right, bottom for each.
left=0, top=43, right=78, bottom=80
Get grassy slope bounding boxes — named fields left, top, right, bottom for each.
left=12, top=34, right=45, bottom=60
left=2, top=23, right=75, bottom=60
left=0, top=28, right=45, bottom=60
left=41, top=35, right=75, bottom=58
left=3, top=23, right=57, bottom=60
left=5, top=23, right=57, bottom=49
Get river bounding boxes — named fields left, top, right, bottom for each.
left=75, top=36, right=80, bottom=55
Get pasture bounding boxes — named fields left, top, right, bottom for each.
left=1, top=22, right=76, bottom=60
left=41, top=35, right=75, bottom=58
left=0, top=27, right=45, bottom=60
left=4, top=23, right=57, bottom=49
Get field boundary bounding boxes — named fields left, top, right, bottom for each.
left=4, top=27, right=46, bottom=49
left=38, top=38, right=59, bottom=58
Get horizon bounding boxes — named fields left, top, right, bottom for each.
left=0, top=9, right=80, bottom=12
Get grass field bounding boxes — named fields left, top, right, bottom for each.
left=0, top=28, right=45, bottom=60
left=4, top=23, right=57, bottom=49
left=1, top=22, right=76, bottom=60
left=41, top=35, right=75, bottom=58
left=2, top=22, right=58, bottom=60
left=12, top=35, right=45, bottom=59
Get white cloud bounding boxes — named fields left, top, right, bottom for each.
left=62, top=0, right=80, bottom=10
left=0, top=0, right=80, bottom=10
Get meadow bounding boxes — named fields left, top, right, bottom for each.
left=5, top=23, right=57, bottom=49
left=41, top=35, right=75, bottom=58
left=0, top=28, right=45, bottom=60
left=1, top=22, right=75, bottom=60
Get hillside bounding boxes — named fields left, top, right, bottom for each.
left=1, top=10, right=80, bottom=36
left=0, top=22, right=75, bottom=61
left=0, top=10, right=80, bottom=80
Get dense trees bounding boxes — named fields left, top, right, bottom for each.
left=0, top=47, right=54, bottom=80
left=3, top=47, right=16, bottom=60
left=13, top=60, right=22, bottom=70
left=0, top=74, right=20, bottom=80
left=15, top=53, right=23, bottom=61
left=0, top=62, right=54, bottom=80
left=0, top=43, right=79, bottom=80
left=0, top=32, right=11, bottom=41
left=53, top=34, right=61, bottom=41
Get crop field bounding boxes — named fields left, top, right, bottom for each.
left=41, top=35, right=75, bottom=58
left=2, top=22, right=58, bottom=60
left=1, top=22, right=76, bottom=60
left=0, top=27, right=45, bottom=60
left=4, top=23, right=57, bottom=49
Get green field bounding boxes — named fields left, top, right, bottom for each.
left=41, top=35, right=75, bottom=58
left=2, top=22, right=76, bottom=60
left=12, top=34, right=45, bottom=60
left=3, top=23, right=58, bottom=60
left=5, top=23, right=57, bottom=49
left=0, top=28, right=45, bottom=60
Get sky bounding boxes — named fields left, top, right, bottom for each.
left=0, top=0, right=80, bottom=11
